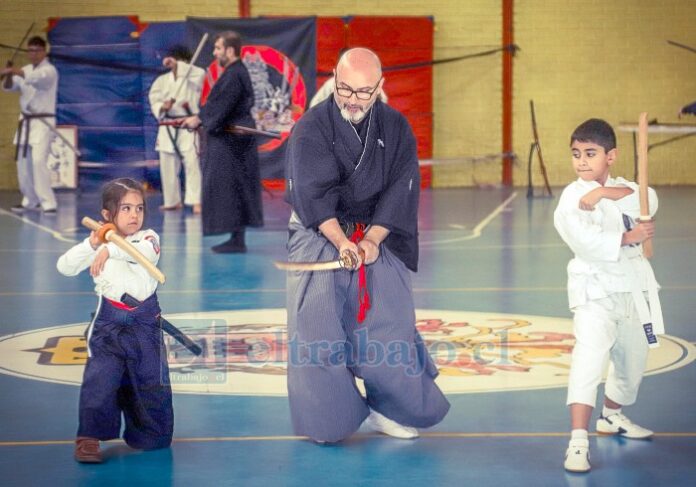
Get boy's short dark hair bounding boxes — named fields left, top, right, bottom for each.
left=570, top=118, right=616, bottom=152
left=167, top=45, right=192, bottom=62
left=27, top=36, right=47, bottom=49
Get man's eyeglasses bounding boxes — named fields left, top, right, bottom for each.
left=335, top=77, right=382, bottom=101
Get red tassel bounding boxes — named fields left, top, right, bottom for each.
left=349, top=223, right=371, bottom=323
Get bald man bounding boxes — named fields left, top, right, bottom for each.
left=284, top=48, right=450, bottom=443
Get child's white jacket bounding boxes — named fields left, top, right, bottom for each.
left=57, top=229, right=161, bottom=302
left=554, top=176, right=663, bottom=335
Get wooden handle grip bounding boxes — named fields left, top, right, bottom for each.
left=637, top=113, right=653, bottom=259
left=81, top=217, right=166, bottom=284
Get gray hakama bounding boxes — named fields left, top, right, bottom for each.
left=284, top=99, right=450, bottom=442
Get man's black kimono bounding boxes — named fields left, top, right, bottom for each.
left=283, top=98, right=450, bottom=442
left=199, top=59, right=263, bottom=235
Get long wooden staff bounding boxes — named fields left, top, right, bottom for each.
left=158, top=33, right=209, bottom=121
left=81, top=216, right=166, bottom=284
left=1, top=22, right=34, bottom=82
left=637, top=112, right=653, bottom=258
left=170, top=33, right=209, bottom=103
left=529, top=100, right=553, bottom=197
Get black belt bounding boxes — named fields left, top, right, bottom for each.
left=16, top=112, right=55, bottom=160
left=287, top=216, right=364, bottom=241
left=162, top=110, right=194, bottom=159
left=290, top=221, right=359, bottom=240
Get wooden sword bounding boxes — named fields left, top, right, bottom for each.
left=81, top=216, right=166, bottom=284
left=274, top=249, right=362, bottom=272
left=637, top=112, right=653, bottom=258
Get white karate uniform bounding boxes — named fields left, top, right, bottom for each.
left=57, top=229, right=161, bottom=303
left=3, top=58, right=58, bottom=210
left=148, top=61, right=205, bottom=207
left=554, top=176, right=663, bottom=407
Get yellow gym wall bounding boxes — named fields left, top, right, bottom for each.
left=0, top=0, right=694, bottom=190
left=515, top=0, right=696, bottom=188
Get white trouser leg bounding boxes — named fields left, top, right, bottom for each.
left=566, top=297, right=617, bottom=407
left=604, top=293, right=650, bottom=406
left=30, top=138, right=57, bottom=210
left=159, top=151, right=182, bottom=207
left=180, top=148, right=201, bottom=206
left=16, top=145, right=40, bottom=208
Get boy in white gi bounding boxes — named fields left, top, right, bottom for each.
left=554, top=119, right=663, bottom=473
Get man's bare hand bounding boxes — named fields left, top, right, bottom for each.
left=162, top=57, right=177, bottom=71
left=357, top=238, right=379, bottom=265
left=160, top=99, right=175, bottom=114
left=338, top=240, right=362, bottom=270
left=180, top=115, right=201, bottom=130
left=0, top=66, right=22, bottom=77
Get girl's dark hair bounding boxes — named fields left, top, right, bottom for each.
left=101, top=178, right=146, bottom=222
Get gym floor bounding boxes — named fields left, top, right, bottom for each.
left=0, top=185, right=694, bottom=486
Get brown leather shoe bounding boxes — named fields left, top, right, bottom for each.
left=74, top=437, right=102, bottom=463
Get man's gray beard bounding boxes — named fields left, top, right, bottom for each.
left=338, top=100, right=374, bottom=124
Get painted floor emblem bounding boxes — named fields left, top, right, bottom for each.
left=0, top=309, right=693, bottom=396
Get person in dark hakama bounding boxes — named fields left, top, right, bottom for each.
left=181, top=31, right=262, bottom=253
left=284, top=48, right=450, bottom=443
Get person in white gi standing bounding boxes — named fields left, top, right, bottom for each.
left=554, top=118, right=664, bottom=473
left=149, top=46, right=204, bottom=213
left=1, top=36, right=58, bottom=213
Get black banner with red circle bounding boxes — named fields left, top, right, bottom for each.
left=187, top=17, right=316, bottom=180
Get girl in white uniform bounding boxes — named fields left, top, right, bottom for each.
left=57, top=178, right=172, bottom=463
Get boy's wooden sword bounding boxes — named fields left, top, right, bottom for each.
left=637, top=112, right=653, bottom=258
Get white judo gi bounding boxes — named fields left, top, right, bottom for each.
left=3, top=58, right=58, bottom=211
left=554, top=176, right=664, bottom=407
left=149, top=62, right=205, bottom=208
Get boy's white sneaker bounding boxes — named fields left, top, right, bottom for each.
left=364, top=410, right=419, bottom=439
left=596, top=413, right=653, bottom=439
left=564, top=438, right=591, bottom=473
